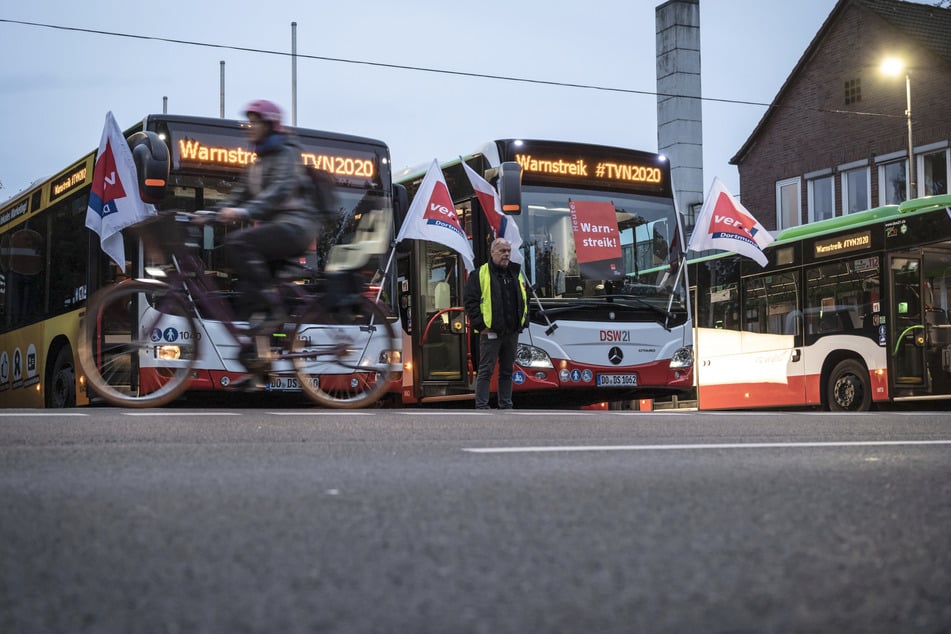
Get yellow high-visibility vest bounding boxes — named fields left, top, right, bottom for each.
left=478, top=263, right=527, bottom=330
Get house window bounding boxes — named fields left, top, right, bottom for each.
left=776, top=177, right=801, bottom=229
left=807, top=174, right=835, bottom=222
left=879, top=160, right=908, bottom=204
left=922, top=149, right=949, bottom=195
left=844, top=78, right=861, bottom=105
left=841, top=166, right=870, bottom=213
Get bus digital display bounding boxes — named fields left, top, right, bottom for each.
left=166, top=122, right=381, bottom=186
left=0, top=198, right=29, bottom=230
left=813, top=230, right=872, bottom=258
left=48, top=157, right=93, bottom=205
left=499, top=140, right=671, bottom=196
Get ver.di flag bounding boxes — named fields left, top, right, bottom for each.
left=688, top=177, right=775, bottom=267
left=395, top=159, right=475, bottom=272
left=85, top=111, right=156, bottom=271
left=461, top=161, right=524, bottom=265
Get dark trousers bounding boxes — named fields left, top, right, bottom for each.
left=475, top=331, right=518, bottom=409
left=222, top=222, right=311, bottom=319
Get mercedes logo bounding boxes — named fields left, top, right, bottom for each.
left=608, top=346, right=623, bottom=365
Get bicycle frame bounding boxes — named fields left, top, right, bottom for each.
left=90, top=213, right=401, bottom=405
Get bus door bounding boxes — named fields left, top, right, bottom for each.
left=888, top=253, right=927, bottom=388
left=922, top=246, right=951, bottom=395
left=412, top=242, right=470, bottom=400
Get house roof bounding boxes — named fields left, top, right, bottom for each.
left=860, top=0, right=951, bottom=62
left=729, top=0, right=951, bottom=165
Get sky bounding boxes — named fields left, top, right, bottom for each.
left=0, top=0, right=853, bottom=207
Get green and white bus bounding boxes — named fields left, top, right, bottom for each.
left=690, top=194, right=951, bottom=411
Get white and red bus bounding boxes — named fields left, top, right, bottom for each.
left=690, top=194, right=951, bottom=411
left=0, top=114, right=399, bottom=408
left=394, top=139, right=693, bottom=408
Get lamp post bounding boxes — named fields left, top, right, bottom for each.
left=881, top=57, right=915, bottom=198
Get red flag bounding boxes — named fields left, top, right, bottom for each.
left=688, top=177, right=774, bottom=267
left=462, top=162, right=524, bottom=265
left=85, top=111, right=156, bottom=271
left=395, top=159, right=474, bottom=272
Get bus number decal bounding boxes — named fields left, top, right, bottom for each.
left=599, top=330, right=630, bottom=342
left=150, top=328, right=202, bottom=343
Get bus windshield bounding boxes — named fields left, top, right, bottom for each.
left=514, top=185, right=685, bottom=313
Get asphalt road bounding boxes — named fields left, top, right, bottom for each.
left=2, top=407, right=950, bottom=633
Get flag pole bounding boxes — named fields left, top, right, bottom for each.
left=664, top=254, right=686, bottom=331
left=374, top=241, right=398, bottom=303
left=523, top=274, right=558, bottom=335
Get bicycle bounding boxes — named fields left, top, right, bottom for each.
left=78, top=211, right=400, bottom=409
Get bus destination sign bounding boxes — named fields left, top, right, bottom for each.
left=49, top=157, right=93, bottom=205
left=173, top=134, right=376, bottom=180
left=514, top=153, right=664, bottom=187
left=813, top=230, right=872, bottom=258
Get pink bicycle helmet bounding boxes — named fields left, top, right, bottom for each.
left=244, top=99, right=284, bottom=132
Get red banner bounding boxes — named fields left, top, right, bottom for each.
left=569, top=200, right=623, bottom=280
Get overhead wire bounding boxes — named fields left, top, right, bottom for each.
left=0, top=18, right=902, bottom=119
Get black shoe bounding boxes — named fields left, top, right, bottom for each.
left=228, top=373, right=265, bottom=392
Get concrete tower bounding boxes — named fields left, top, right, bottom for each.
left=656, top=0, right=703, bottom=231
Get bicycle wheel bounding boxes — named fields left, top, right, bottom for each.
left=79, top=280, right=199, bottom=407
left=290, top=295, right=399, bottom=408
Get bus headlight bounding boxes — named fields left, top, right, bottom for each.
left=668, top=346, right=693, bottom=369
left=378, top=350, right=401, bottom=366
left=516, top=344, right=554, bottom=369
left=156, top=345, right=182, bottom=360
left=154, top=344, right=196, bottom=360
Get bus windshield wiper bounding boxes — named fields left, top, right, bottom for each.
left=600, top=295, right=675, bottom=327
left=539, top=295, right=675, bottom=330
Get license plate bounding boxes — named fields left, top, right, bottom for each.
left=267, top=375, right=319, bottom=391
left=597, top=374, right=638, bottom=387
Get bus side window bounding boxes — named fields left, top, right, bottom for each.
left=783, top=310, right=802, bottom=336
left=818, top=312, right=839, bottom=333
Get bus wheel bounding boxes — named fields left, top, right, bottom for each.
left=826, top=359, right=871, bottom=412
left=48, top=347, right=76, bottom=408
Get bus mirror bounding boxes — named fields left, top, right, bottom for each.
left=393, top=183, right=409, bottom=224
left=498, top=161, right=522, bottom=215
left=127, top=131, right=169, bottom=204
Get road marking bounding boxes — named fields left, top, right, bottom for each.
left=511, top=411, right=591, bottom=416
left=123, top=411, right=241, bottom=416
left=0, top=412, right=88, bottom=417
left=397, top=411, right=492, bottom=416
left=463, top=440, right=951, bottom=453
left=267, top=411, right=374, bottom=416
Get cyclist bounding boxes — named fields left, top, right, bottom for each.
left=217, top=99, right=319, bottom=370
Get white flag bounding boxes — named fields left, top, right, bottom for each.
left=85, top=111, right=157, bottom=271
left=461, top=161, right=524, bottom=265
left=395, top=159, right=475, bottom=272
left=688, top=177, right=775, bottom=267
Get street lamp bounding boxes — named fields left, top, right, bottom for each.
left=881, top=57, right=915, bottom=198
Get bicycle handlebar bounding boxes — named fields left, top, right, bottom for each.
left=177, top=209, right=229, bottom=225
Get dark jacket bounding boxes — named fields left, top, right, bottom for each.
left=223, top=132, right=319, bottom=236
left=464, top=260, right=528, bottom=335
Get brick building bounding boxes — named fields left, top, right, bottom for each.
left=730, top=0, right=951, bottom=232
